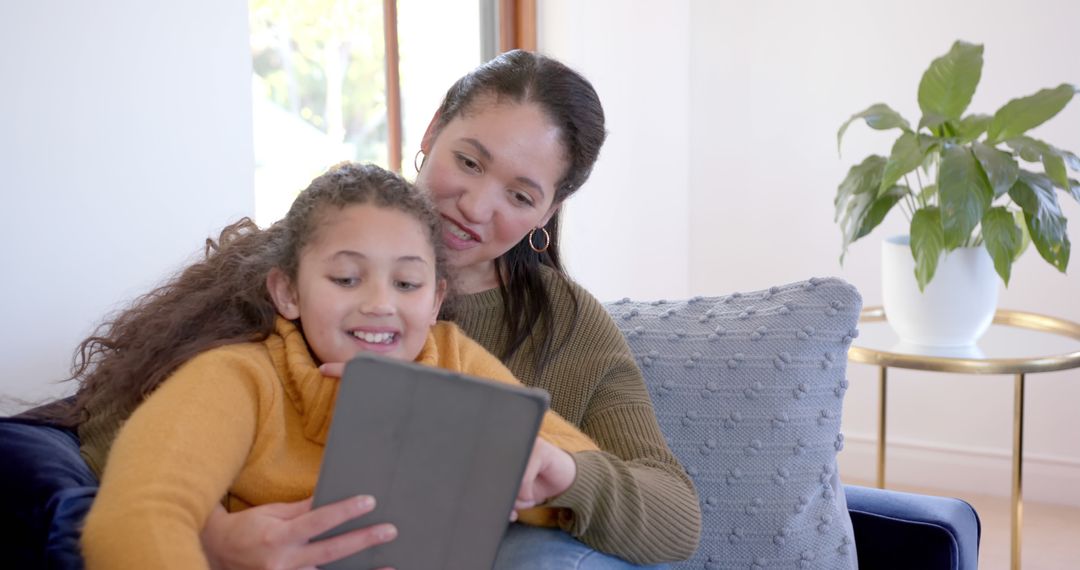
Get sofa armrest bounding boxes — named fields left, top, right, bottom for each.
left=845, top=485, right=981, bottom=570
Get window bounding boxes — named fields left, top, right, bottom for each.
left=249, top=0, right=534, bottom=226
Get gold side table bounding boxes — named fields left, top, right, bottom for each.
left=848, top=307, right=1080, bottom=570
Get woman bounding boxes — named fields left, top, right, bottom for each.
left=1, top=50, right=701, bottom=569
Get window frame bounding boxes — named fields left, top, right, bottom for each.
left=381, top=0, right=536, bottom=173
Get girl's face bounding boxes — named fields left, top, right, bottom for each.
left=269, top=203, right=445, bottom=365
left=417, top=97, right=569, bottom=292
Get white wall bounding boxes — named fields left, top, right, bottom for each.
left=543, top=0, right=1080, bottom=506
left=2, top=0, right=1076, bottom=509
left=539, top=0, right=691, bottom=301
left=0, top=1, right=254, bottom=411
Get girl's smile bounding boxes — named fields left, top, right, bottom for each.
left=346, top=326, right=401, bottom=352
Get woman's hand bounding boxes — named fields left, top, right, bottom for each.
left=319, top=362, right=346, bottom=378
left=200, top=496, right=397, bottom=570
left=515, top=437, right=577, bottom=511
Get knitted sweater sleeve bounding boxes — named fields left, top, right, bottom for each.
left=442, top=324, right=599, bottom=455
left=81, top=347, right=266, bottom=570
left=544, top=284, right=702, bottom=564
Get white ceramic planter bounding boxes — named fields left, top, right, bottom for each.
left=881, top=235, right=999, bottom=347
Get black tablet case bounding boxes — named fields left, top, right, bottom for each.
left=312, top=353, right=549, bottom=570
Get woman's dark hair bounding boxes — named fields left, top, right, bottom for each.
left=429, top=49, right=607, bottom=372
left=46, top=163, right=446, bottom=427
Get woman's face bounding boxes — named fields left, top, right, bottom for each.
left=417, top=97, right=568, bottom=292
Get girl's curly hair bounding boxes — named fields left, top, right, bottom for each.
left=45, top=163, right=446, bottom=440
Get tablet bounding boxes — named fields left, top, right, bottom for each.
left=312, top=353, right=550, bottom=570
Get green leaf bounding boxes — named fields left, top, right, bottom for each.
left=971, top=141, right=1019, bottom=198
left=918, top=41, right=984, bottom=121
left=981, top=207, right=1023, bottom=286
left=938, top=145, right=993, bottom=249
left=956, top=114, right=992, bottom=143
left=1013, top=209, right=1031, bottom=261
left=919, top=183, right=938, bottom=205
left=1062, top=149, right=1080, bottom=172
left=1005, top=136, right=1048, bottom=163
left=1044, top=153, right=1070, bottom=194
left=836, top=156, right=888, bottom=262
left=920, top=149, right=940, bottom=178
left=1008, top=171, right=1071, bottom=272
left=918, top=113, right=949, bottom=135
left=1006, top=136, right=1077, bottom=165
left=1004, top=136, right=1076, bottom=193
left=1061, top=178, right=1080, bottom=204
left=880, top=133, right=927, bottom=195
left=838, top=104, right=912, bottom=155
left=987, top=84, right=1075, bottom=144
left=910, top=207, right=945, bottom=291
left=836, top=155, right=888, bottom=216
left=858, top=185, right=908, bottom=240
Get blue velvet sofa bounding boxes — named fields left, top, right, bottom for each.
left=604, top=278, right=980, bottom=570
left=3, top=277, right=980, bottom=570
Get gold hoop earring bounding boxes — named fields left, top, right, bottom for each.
left=414, top=150, right=426, bottom=173
left=528, top=227, right=550, bottom=253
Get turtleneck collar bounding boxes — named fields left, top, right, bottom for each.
left=265, top=317, right=441, bottom=444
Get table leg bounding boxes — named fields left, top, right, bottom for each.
left=877, top=366, right=887, bottom=489
left=1011, top=372, right=1025, bottom=570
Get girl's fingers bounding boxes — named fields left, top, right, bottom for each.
left=287, top=495, right=377, bottom=543
left=292, top=523, right=398, bottom=569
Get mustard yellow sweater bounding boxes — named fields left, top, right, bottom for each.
left=81, top=318, right=596, bottom=570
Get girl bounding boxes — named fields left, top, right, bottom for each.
left=79, top=162, right=598, bottom=569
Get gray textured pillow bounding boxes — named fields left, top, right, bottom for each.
left=604, top=277, right=861, bottom=570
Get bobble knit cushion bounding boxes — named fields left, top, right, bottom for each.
left=604, top=277, right=861, bottom=570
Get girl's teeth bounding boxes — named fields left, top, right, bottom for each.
left=351, top=331, right=395, bottom=344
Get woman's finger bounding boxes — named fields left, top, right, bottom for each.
left=291, top=523, right=398, bottom=569
left=318, top=362, right=346, bottom=378
left=517, top=460, right=540, bottom=506
left=285, top=495, right=377, bottom=543
left=517, top=438, right=546, bottom=502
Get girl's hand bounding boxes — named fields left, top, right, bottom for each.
left=200, top=496, right=397, bottom=570
left=515, top=437, right=577, bottom=511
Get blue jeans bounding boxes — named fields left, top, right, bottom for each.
left=493, top=524, right=670, bottom=570
left=0, top=418, right=96, bottom=570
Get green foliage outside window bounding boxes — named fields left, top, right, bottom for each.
left=250, top=0, right=388, bottom=163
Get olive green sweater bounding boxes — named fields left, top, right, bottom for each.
left=452, top=267, right=702, bottom=564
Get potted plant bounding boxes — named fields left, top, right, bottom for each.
left=835, top=40, right=1078, bottom=346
